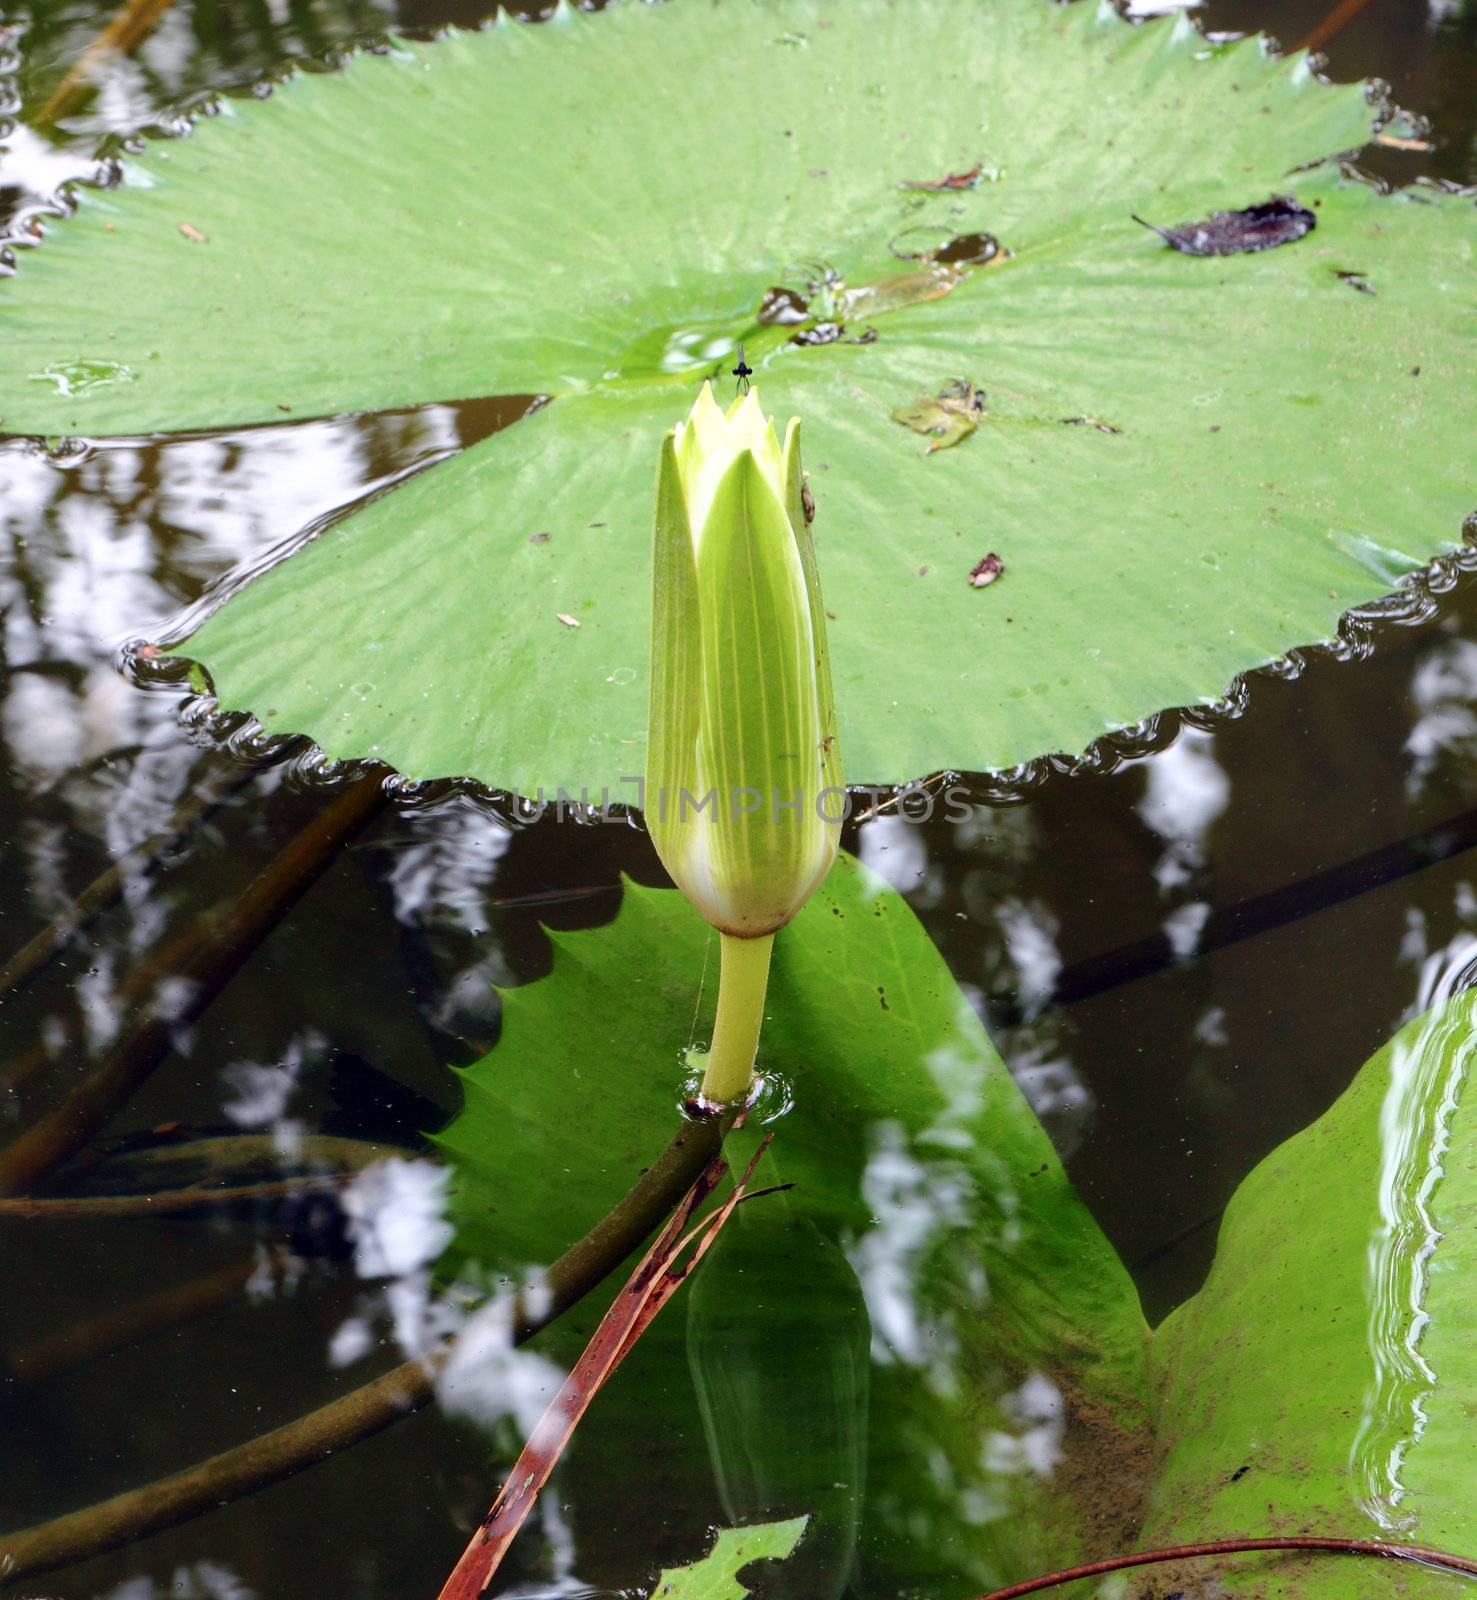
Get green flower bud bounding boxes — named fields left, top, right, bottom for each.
left=646, top=381, right=843, bottom=941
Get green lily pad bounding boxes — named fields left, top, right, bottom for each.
left=1, top=0, right=1472, bottom=792
left=651, top=1518, right=809, bottom=1600
left=433, top=852, right=1152, bottom=1592
left=1144, top=988, right=1477, bottom=1594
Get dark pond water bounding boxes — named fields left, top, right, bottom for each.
left=2, top=0, right=1476, bottom=1596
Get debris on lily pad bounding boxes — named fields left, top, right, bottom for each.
left=1132, top=195, right=1316, bottom=257
left=757, top=285, right=810, bottom=326
left=556, top=612, right=581, bottom=629
left=892, top=379, right=985, bottom=453
left=969, top=552, right=1005, bottom=588
left=1061, top=414, right=1124, bottom=435
left=901, top=162, right=984, bottom=192
left=791, top=321, right=845, bottom=346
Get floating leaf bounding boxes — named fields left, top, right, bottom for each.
left=0, top=0, right=1472, bottom=792
left=1143, top=989, right=1477, bottom=1593
left=1132, top=193, right=1318, bottom=255
left=651, top=1517, right=809, bottom=1600
left=434, top=853, right=1151, bottom=1591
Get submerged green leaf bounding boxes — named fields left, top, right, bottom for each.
left=1145, top=989, right=1477, bottom=1593
left=431, top=848, right=1477, bottom=1588
left=434, top=853, right=1152, bottom=1591
left=651, top=1517, right=809, bottom=1600
left=0, top=0, right=1470, bottom=791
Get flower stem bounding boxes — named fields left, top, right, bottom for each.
left=700, top=931, right=775, bottom=1105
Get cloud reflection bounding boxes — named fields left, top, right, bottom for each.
left=1352, top=926, right=1477, bottom=1530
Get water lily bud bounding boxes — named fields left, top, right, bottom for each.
left=646, top=381, right=843, bottom=940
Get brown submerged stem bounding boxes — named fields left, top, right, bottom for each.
left=36, top=0, right=179, bottom=127
left=0, top=774, right=386, bottom=1198
left=6, top=1259, right=257, bottom=1383
left=975, top=1536, right=1477, bottom=1599
left=0, top=1177, right=347, bottom=1219
left=0, top=1118, right=722, bottom=1587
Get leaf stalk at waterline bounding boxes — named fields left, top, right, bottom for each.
left=700, top=931, right=775, bottom=1106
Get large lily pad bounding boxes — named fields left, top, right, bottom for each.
left=434, top=852, right=1152, bottom=1592
left=1, top=0, right=1472, bottom=792
left=1145, top=988, right=1477, bottom=1594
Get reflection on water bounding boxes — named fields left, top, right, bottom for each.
left=687, top=1202, right=869, bottom=1600
left=1354, top=926, right=1477, bottom=1531
left=1132, top=724, right=1228, bottom=971
left=1407, top=639, right=1477, bottom=800
left=101, top=1560, right=256, bottom=1600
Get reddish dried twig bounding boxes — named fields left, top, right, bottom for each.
left=435, top=1132, right=772, bottom=1600
left=975, top=1535, right=1477, bottom=1599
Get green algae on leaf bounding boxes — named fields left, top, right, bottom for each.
left=433, top=853, right=1152, bottom=1592
left=0, top=0, right=1472, bottom=793
left=1144, top=989, right=1477, bottom=1594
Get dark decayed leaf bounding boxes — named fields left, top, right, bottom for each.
left=1133, top=194, right=1318, bottom=256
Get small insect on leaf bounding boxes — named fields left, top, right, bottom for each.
left=801, top=481, right=816, bottom=524
left=892, top=379, right=986, bottom=453
left=556, top=613, right=581, bottom=629
left=1132, top=195, right=1315, bottom=257
left=901, top=162, right=984, bottom=192
left=731, top=343, right=753, bottom=395
left=178, top=222, right=208, bottom=244
left=969, top=553, right=1005, bottom=589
